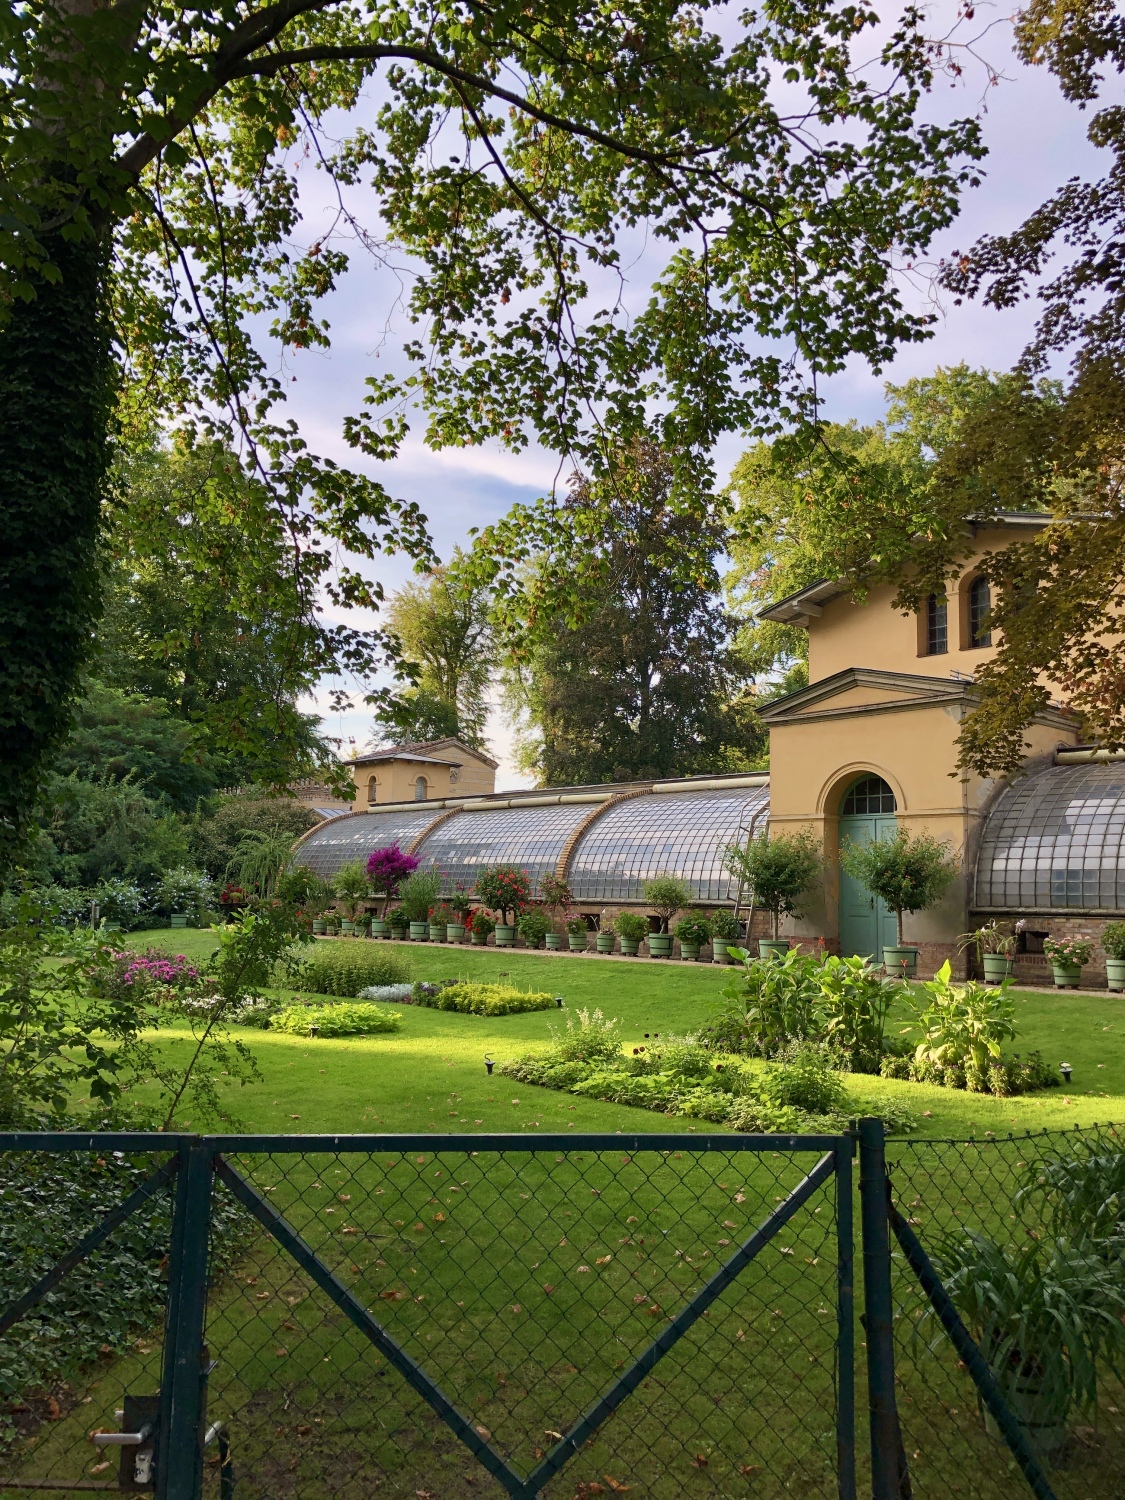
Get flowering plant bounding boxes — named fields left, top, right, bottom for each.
left=474, top=864, right=531, bottom=924
left=468, top=909, right=495, bottom=938
left=96, top=948, right=201, bottom=1004
left=365, top=845, right=421, bottom=915
left=565, top=912, right=589, bottom=937
left=1043, top=937, right=1092, bottom=967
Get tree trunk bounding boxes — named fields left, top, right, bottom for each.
left=0, top=229, right=116, bottom=873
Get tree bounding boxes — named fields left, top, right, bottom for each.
left=486, top=440, right=766, bottom=783
left=723, top=830, right=822, bottom=939
left=30, top=774, right=191, bottom=888
left=0, top=0, right=985, bottom=874
left=189, top=794, right=320, bottom=881
left=840, top=828, right=956, bottom=946
left=376, top=565, right=492, bottom=750
left=365, top=846, right=421, bottom=918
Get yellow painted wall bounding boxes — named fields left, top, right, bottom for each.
left=352, top=752, right=495, bottom=806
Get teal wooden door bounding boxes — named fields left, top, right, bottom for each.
left=838, top=777, right=898, bottom=961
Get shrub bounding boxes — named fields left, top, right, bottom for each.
left=517, top=909, right=552, bottom=948
left=474, top=864, right=532, bottom=924
left=548, top=1007, right=622, bottom=1063
left=753, top=1044, right=850, bottom=1116
left=95, top=947, right=202, bottom=1004
left=673, top=910, right=711, bottom=946
left=431, top=903, right=463, bottom=927
left=387, top=906, right=408, bottom=930
left=297, top=947, right=413, bottom=997
left=721, top=831, right=821, bottom=939
left=398, top=867, right=442, bottom=923
left=613, top=911, right=649, bottom=943
left=155, top=865, right=214, bottom=923
left=415, top=981, right=556, bottom=1015
left=839, top=829, right=956, bottom=947
left=642, top=876, right=690, bottom=933
left=817, top=954, right=905, bottom=1073
left=92, top=877, right=146, bottom=929
left=1043, top=936, right=1093, bottom=967
left=357, top=983, right=415, bottom=1003
left=1102, top=921, right=1125, bottom=961
left=1018, top=1141, right=1125, bottom=1247
left=709, top=908, right=742, bottom=941
left=333, top=859, right=371, bottom=920
left=704, top=948, right=824, bottom=1056
left=469, top=910, right=495, bottom=938
left=908, top=960, right=1017, bottom=1076
left=365, top=845, right=420, bottom=912
left=271, top=1002, right=402, bottom=1037
left=565, top=912, right=589, bottom=936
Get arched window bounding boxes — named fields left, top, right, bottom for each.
left=367, top=775, right=378, bottom=805
left=841, top=776, right=897, bottom=815
left=414, top=776, right=428, bottom=801
left=968, top=575, right=992, bottom=648
left=925, top=593, right=948, bottom=655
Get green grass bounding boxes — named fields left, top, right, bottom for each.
left=116, top=930, right=1125, bottom=1139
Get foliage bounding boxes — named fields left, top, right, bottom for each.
left=840, top=830, right=956, bottom=945
left=154, top=866, right=214, bottom=924
left=29, top=772, right=191, bottom=889
left=565, top=914, right=589, bottom=938
left=879, top=1048, right=1057, bottom=1096
left=189, top=795, right=319, bottom=882
left=516, top=910, right=552, bottom=948
left=751, top=1044, right=851, bottom=1118
left=909, top=961, right=1017, bottom=1081
left=613, top=911, right=650, bottom=944
left=94, top=948, right=201, bottom=1005
left=1018, top=1143, right=1125, bottom=1250
left=958, top=921, right=1017, bottom=960
left=930, top=1230, right=1125, bottom=1427
left=474, top=865, right=531, bottom=925
left=817, top=954, right=905, bottom=1074
left=723, top=830, right=821, bottom=939
left=386, top=908, right=408, bottom=933
left=398, top=868, right=443, bottom=924
left=547, top=1009, right=623, bottom=1066
left=486, top=440, right=764, bottom=783
left=643, top=876, right=691, bottom=933
left=708, top=909, right=742, bottom=942
left=333, top=860, right=371, bottom=921
left=357, top=984, right=415, bottom=1004
left=271, top=1002, right=402, bottom=1038
left=364, top=846, right=420, bottom=910
left=707, top=947, right=825, bottom=1057
left=539, top=876, right=573, bottom=918
left=375, top=563, right=493, bottom=751
left=297, top=948, right=413, bottom=999
left=0, top=895, right=146, bottom=1123
left=91, top=877, right=147, bottom=928
left=227, top=826, right=296, bottom=901
left=1101, top=922, right=1125, bottom=961
left=430, top=904, right=463, bottom=928
left=413, top=982, right=556, bottom=1016
left=468, top=910, right=496, bottom=939
left=673, top=911, right=712, bottom=946
left=1043, top=936, right=1093, bottom=967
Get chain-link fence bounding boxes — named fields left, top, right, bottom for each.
left=883, top=1125, right=1125, bottom=1500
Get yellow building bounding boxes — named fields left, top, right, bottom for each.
left=348, top=738, right=499, bottom=806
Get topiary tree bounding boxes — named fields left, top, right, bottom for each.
left=840, top=829, right=956, bottom=947
left=643, top=875, right=691, bottom=934
left=723, top=830, right=821, bottom=940
left=474, top=865, right=532, bottom=926
left=365, top=844, right=421, bottom=917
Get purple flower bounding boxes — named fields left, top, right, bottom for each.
left=365, top=845, right=419, bottom=894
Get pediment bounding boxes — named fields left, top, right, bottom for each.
left=759, top=668, right=970, bottom=724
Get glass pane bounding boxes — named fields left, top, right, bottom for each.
left=840, top=777, right=897, bottom=816
left=926, top=595, right=948, bottom=655
left=415, top=803, right=594, bottom=897
left=295, top=808, right=445, bottom=879
left=974, top=763, right=1125, bottom=911
left=568, top=787, right=769, bottom=904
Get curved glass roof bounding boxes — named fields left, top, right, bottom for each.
left=568, top=787, right=769, bottom=905
left=415, top=802, right=593, bottom=897
left=975, top=763, right=1125, bottom=911
left=295, top=807, right=444, bottom=879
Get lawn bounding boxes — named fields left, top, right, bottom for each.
left=118, top=930, right=1125, bottom=1139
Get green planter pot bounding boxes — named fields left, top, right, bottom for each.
left=312, top=919, right=327, bottom=935
left=471, top=931, right=489, bottom=945
left=428, top=923, right=445, bottom=942
left=409, top=921, right=429, bottom=941
left=1050, top=962, right=1083, bottom=989
left=679, top=942, right=701, bottom=962
left=545, top=933, right=563, bottom=950
left=983, top=1378, right=1067, bottom=1456
left=758, top=939, right=790, bottom=960
left=169, top=912, right=189, bottom=929
left=495, top=924, right=517, bottom=948
left=712, top=937, right=729, bottom=964
left=370, top=919, right=389, bottom=939
left=647, top=934, right=672, bottom=959
left=883, top=946, right=918, bottom=978
left=595, top=932, right=615, bottom=954
left=982, top=953, right=1014, bottom=984
left=340, top=919, right=356, bottom=936
left=103, top=921, right=123, bottom=933
left=568, top=933, right=589, bottom=952
left=1107, top=957, right=1125, bottom=992
left=390, top=926, right=408, bottom=943
left=325, top=924, right=339, bottom=937
left=446, top=923, right=465, bottom=943
left=619, top=937, right=639, bottom=956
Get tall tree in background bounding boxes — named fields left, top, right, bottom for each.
left=375, top=566, right=492, bottom=750
left=484, top=440, right=764, bottom=784
left=0, top=0, right=985, bottom=873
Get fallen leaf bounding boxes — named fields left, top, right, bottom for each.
left=543, top=1284, right=556, bottom=1294
left=633, top=1294, right=647, bottom=1304
left=413, top=1223, right=426, bottom=1232
left=289, top=1114, right=300, bottom=1120
left=626, top=1216, right=638, bottom=1224
left=338, top=1193, right=351, bottom=1202
left=692, top=1454, right=709, bottom=1468
left=89, top=1463, right=110, bottom=1476
left=739, top=1464, right=763, bottom=1476
left=275, top=1348, right=288, bottom=1358
left=475, top=1424, right=491, bottom=1441
left=544, top=1429, right=564, bottom=1441
left=576, top=1265, right=591, bottom=1273
left=595, top=1255, right=612, bottom=1266
left=734, top=1192, right=746, bottom=1204
left=297, top=1424, right=311, bottom=1435
left=723, top=1220, right=737, bottom=1229
left=380, top=1289, right=408, bottom=1301
left=46, top=1398, right=61, bottom=1420
left=604, top=1479, right=631, bottom=1494
left=433, top=1212, right=446, bottom=1222
left=255, top=1291, right=271, bottom=1300
left=510, top=1304, right=522, bottom=1314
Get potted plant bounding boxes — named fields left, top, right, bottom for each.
left=839, top=828, right=956, bottom=977
left=399, top=867, right=442, bottom=940
left=958, top=921, right=1017, bottom=984
left=474, top=864, right=532, bottom=948
left=517, top=909, right=551, bottom=949
left=1043, top=935, right=1092, bottom=989
left=565, top=913, right=589, bottom=952
left=540, top=874, right=573, bottom=949
left=643, top=875, right=691, bottom=958
left=446, top=887, right=473, bottom=943
left=365, top=845, right=421, bottom=937
left=387, top=905, right=408, bottom=941
left=722, top=830, right=821, bottom=960
left=595, top=914, right=616, bottom=954
left=614, top=910, right=648, bottom=956
left=673, top=910, right=711, bottom=961
left=1102, top=921, right=1125, bottom=991
left=334, top=860, right=370, bottom=936
left=469, top=910, right=495, bottom=946
left=429, top=902, right=460, bottom=942
left=708, top=908, right=741, bottom=964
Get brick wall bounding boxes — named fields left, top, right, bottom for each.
left=969, top=912, right=1121, bottom=987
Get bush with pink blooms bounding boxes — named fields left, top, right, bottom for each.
left=96, top=947, right=202, bottom=1004
left=365, top=845, right=421, bottom=915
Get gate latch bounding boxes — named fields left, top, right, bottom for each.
left=92, top=1394, right=159, bottom=1491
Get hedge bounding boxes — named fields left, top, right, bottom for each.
left=270, top=1003, right=403, bottom=1037
left=296, top=948, right=412, bottom=997
left=413, top=981, right=557, bottom=1016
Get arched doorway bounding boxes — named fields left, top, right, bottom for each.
left=838, top=775, right=898, bottom=960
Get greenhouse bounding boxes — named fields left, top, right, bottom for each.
left=295, top=760, right=1125, bottom=918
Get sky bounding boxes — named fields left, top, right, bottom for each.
left=276, top=5, right=1107, bottom=790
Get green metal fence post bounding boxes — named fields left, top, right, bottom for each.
left=836, top=1135, right=856, bottom=1500
left=156, top=1139, right=213, bottom=1500
left=858, top=1118, right=910, bottom=1500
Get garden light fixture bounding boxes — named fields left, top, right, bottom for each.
left=1059, top=1062, right=1072, bottom=1083
left=555, top=995, right=564, bottom=1008
left=485, top=1058, right=495, bottom=1075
